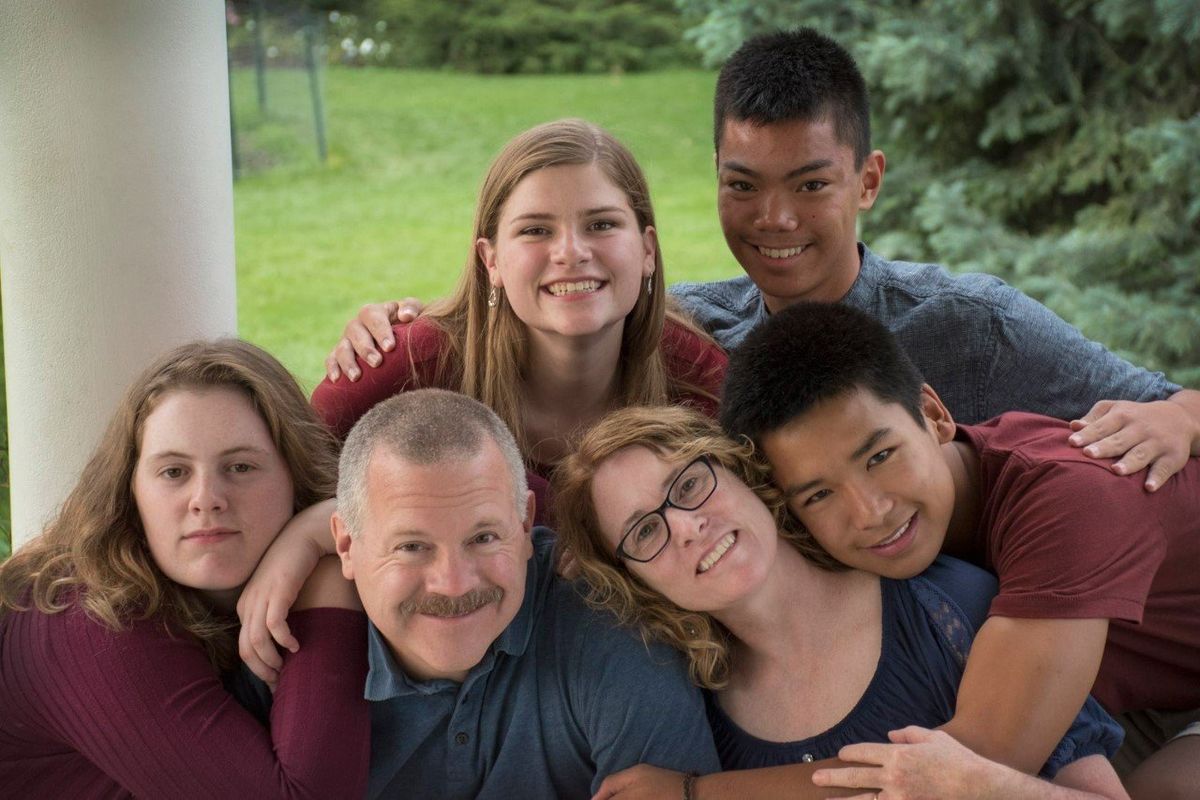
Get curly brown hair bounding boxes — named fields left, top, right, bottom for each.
left=0, top=339, right=338, bottom=670
left=553, top=405, right=845, bottom=689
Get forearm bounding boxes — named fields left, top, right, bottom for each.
left=1166, top=388, right=1200, bottom=456
left=694, top=761, right=864, bottom=799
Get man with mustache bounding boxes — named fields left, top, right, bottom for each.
left=330, top=388, right=719, bottom=799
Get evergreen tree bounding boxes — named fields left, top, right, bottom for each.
left=679, top=0, right=1200, bottom=383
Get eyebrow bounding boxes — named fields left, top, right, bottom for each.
left=720, top=159, right=834, bottom=180
left=782, top=428, right=891, bottom=498
left=617, top=463, right=687, bottom=532
left=143, top=445, right=270, bottom=462
left=509, top=206, right=629, bottom=224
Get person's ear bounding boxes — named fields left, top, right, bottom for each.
left=857, top=150, right=886, bottom=211
left=331, top=512, right=356, bottom=581
left=919, top=384, right=956, bottom=444
left=477, top=238, right=501, bottom=287
left=522, top=489, right=536, bottom=558
left=641, top=225, right=657, bottom=279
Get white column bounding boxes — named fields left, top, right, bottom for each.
left=0, top=1, right=238, bottom=548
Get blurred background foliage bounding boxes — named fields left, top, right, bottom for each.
left=681, top=0, right=1200, bottom=384
left=2, top=0, right=1197, bottom=556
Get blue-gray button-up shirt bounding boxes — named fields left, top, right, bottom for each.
left=363, top=529, right=720, bottom=799
left=670, top=244, right=1178, bottom=424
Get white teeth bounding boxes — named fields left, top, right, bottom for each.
left=876, top=518, right=911, bottom=548
left=547, top=280, right=601, bottom=296
left=698, top=532, right=737, bottom=573
left=756, top=245, right=806, bottom=259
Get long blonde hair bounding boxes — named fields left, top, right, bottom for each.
left=416, top=118, right=711, bottom=457
left=553, top=405, right=846, bottom=689
left=0, top=340, right=338, bottom=670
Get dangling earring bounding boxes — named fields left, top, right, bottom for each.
left=646, top=275, right=653, bottom=297
left=488, top=286, right=499, bottom=308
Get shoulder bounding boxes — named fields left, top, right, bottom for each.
left=961, top=413, right=1110, bottom=477
left=910, top=555, right=998, bottom=634
left=668, top=275, right=759, bottom=312
left=853, top=245, right=1017, bottom=317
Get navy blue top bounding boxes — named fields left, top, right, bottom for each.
left=706, top=556, right=1122, bottom=779
left=364, top=527, right=721, bottom=799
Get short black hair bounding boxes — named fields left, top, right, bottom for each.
left=720, top=302, right=926, bottom=443
left=714, top=28, right=871, bottom=166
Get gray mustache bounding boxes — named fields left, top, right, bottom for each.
left=401, top=586, right=504, bottom=618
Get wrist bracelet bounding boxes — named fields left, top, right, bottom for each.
left=682, top=771, right=698, bottom=800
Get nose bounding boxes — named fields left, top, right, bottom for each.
left=665, top=506, right=705, bottom=548
left=189, top=471, right=228, bottom=514
left=844, top=479, right=892, bottom=531
left=550, top=226, right=591, bottom=266
left=752, top=190, right=799, bottom=232
left=425, top=548, right=475, bottom=597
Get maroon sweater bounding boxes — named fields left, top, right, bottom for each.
left=0, top=605, right=369, bottom=799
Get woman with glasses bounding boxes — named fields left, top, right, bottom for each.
left=553, top=405, right=1126, bottom=799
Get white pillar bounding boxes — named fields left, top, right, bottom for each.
left=0, top=2, right=238, bottom=548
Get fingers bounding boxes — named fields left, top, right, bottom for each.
left=1143, top=452, right=1187, bottom=492
left=394, top=296, right=425, bottom=323
left=1070, top=400, right=1114, bottom=430
left=346, top=320, right=384, bottom=368
left=590, top=773, right=623, bottom=800
left=238, top=621, right=282, bottom=688
left=811, top=765, right=882, bottom=790
left=1068, top=405, right=1124, bottom=450
left=888, top=726, right=936, bottom=745
left=326, top=338, right=360, bottom=382
left=363, top=302, right=399, bottom=354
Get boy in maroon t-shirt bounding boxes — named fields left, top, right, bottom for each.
left=722, top=302, right=1200, bottom=799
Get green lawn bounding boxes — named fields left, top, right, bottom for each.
left=233, top=66, right=736, bottom=392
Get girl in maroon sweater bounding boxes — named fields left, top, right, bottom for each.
left=0, top=340, right=369, bottom=799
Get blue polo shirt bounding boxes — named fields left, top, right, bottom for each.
left=363, top=528, right=720, bottom=799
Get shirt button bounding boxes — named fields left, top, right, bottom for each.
left=455, top=732, right=469, bottom=745
left=801, top=753, right=814, bottom=763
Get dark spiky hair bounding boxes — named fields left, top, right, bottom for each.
left=720, top=302, right=926, bottom=442
left=714, top=28, right=871, bottom=166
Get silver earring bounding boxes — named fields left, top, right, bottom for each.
left=488, top=286, right=499, bottom=308
left=647, top=276, right=653, bottom=296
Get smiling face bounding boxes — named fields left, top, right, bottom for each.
left=589, top=445, right=778, bottom=614
left=334, top=440, right=535, bottom=683
left=760, top=386, right=957, bottom=579
left=132, top=387, right=295, bottom=611
left=477, top=162, right=656, bottom=344
left=716, top=117, right=884, bottom=312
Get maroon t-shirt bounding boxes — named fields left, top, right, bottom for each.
left=311, top=316, right=728, bottom=524
left=958, top=412, right=1200, bottom=714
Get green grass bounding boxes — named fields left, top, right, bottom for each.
left=232, top=66, right=735, bottom=391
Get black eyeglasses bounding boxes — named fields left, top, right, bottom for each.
left=617, top=455, right=718, bottom=563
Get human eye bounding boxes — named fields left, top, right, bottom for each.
left=803, top=488, right=832, bottom=507
left=799, top=180, right=828, bottom=192
left=519, top=225, right=550, bottom=236
left=394, top=541, right=427, bottom=554
left=588, top=218, right=618, bottom=232
left=228, top=462, right=255, bottom=474
left=633, top=516, right=663, bottom=544
left=866, top=448, right=893, bottom=468
left=725, top=179, right=755, bottom=192
left=471, top=531, right=500, bottom=545
left=159, top=466, right=186, bottom=480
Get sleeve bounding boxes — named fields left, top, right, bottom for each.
left=980, top=287, right=1178, bottom=421
left=311, top=319, right=447, bottom=439
left=1039, top=695, right=1124, bottom=779
left=985, top=458, right=1165, bottom=623
left=565, top=604, right=721, bottom=792
left=40, top=607, right=369, bottom=800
